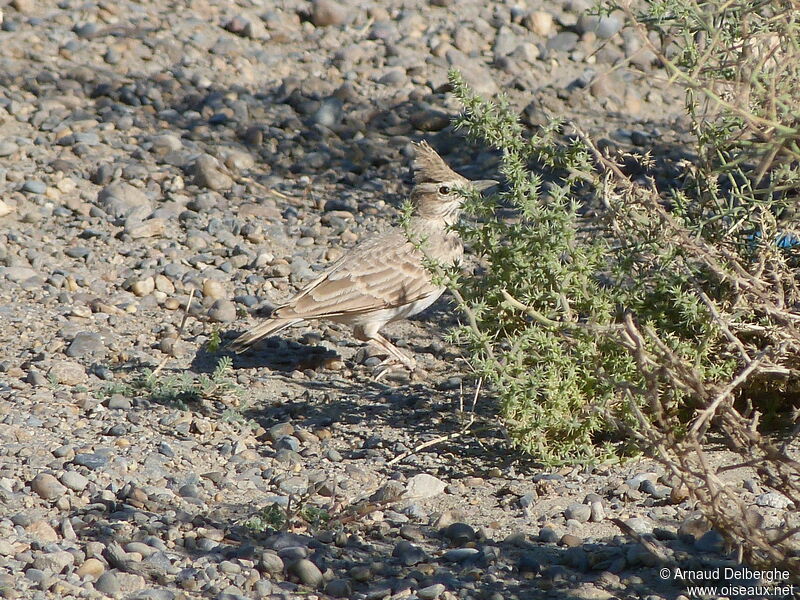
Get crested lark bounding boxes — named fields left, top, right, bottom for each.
left=229, top=141, right=496, bottom=371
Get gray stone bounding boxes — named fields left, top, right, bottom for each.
left=418, top=584, right=446, bottom=600
left=48, top=360, right=87, bottom=385
left=405, top=473, right=446, bottom=499
left=98, top=182, right=152, bottom=220
left=95, top=571, right=121, bottom=595
left=193, top=154, right=233, bottom=191
left=31, top=473, right=67, bottom=499
left=22, top=180, right=46, bottom=194
left=755, top=492, right=793, bottom=509
left=546, top=32, right=579, bottom=52
left=564, top=503, right=592, bottom=523
left=577, top=14, right=623, bottom=39
left=311, top=0, right=350, bottom=27
left=0, top=141, right=19, bottom=156
left=287, top=559, right=323, bottom=587
left=65, top=332, right=105, bottom=358
left=208, top=299, right=237, bottom=322
left=442, top=548, right=480, bottom=562
left=325, top=579, right=352, bottom=598
left=392, top=541, right=426, bottom=566
left=59, top=471, right=88, bottom=492
left=443, top=522, right=476, bottom=545
left=33, top=550, right=74, bottom=574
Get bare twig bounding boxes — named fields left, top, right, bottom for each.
left=387, top=378, right=483, bottom=466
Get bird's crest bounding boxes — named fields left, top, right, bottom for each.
left=413, top=141, right=462, bottom=184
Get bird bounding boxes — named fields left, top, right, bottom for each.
left=229, top=141, right=497, bottom=373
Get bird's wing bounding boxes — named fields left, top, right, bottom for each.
left=275, top=229, right=441, bottom=320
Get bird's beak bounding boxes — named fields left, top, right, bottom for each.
left=471, top=179, right=498, bottom=192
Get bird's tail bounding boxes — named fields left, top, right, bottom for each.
left=228, top=318, right=302, bottom=353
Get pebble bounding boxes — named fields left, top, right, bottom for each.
left=22, top=180, right=46, bottom=194
left=547, top=32, right=579, bottom=52
left=95, top=572, right=121, bottom=595
left=287, top=559, right=323, bottom=587
left=443, top=521, right=474, bottom=542
left=0, top=141, right=19, bottom=156
left=755, top=492, right=793, bottom=509
left=97, top=182, right=152, bottom=220
left=76, top=557, right=105, bottom=579
left=311, top=0, right=350, bottom=27
left=393, top=541, right=427, bottom=566
left=405, top=473, right=447, bottom=499
left=202, top=278, right=226, bottom=300
left=59, top=471, right=89, bottom=492
left=564, top=503, right=592, bottom=523
left=418, top=583, right=446, bottom=599
left=577, top=13, right=623, bottom=39
left=208, top=299, right=237, bottom=322
left=526, top=11, right=555, bottom=37
left=47, top=360, right=87, bottom=385
left=325, top=579, right=352, bottom=598
left=30, top=473, right=67, bottom=499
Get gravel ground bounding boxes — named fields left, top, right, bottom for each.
left=0, top=1, right=796, bottom=599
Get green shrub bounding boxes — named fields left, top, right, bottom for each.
left=446, top=0, right=800, bottom=464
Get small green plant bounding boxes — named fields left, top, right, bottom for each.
left=206, top=328, right=222, bottom=353
left=244, top=501, right=331, bottom=533
left=244, top=504, right=287, bottom=532
left=103, top=356, right=241, bottom=409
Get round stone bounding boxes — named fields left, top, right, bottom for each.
left=564, top=503, right=591, bottom=523
left=287, top=559, right=323, bottom=587
left=324, top=579, right=352, bottom=598
left=418, top=583, right=446, bottom=600
left=208, top=299, right=236, bottom=322
left=31, top=473, right=67, bottom=500
left=59, top=471, right=88, bottom=492
left=94, top=572, right=120, bottom=595
left=76, top=557, right=105, bottom=579
left=48, top=360, right=87, bottom=385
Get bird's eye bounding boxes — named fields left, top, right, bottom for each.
left=438, top=185, right=451, bottom=195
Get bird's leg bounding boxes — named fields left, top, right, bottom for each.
left=369, top=333, right=417, bottom=371
left=353, top=325, right=416, bottom=380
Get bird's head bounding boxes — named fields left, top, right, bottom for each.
left=410, top=141, right=496, bottom=225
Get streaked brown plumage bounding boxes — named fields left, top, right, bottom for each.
left=229, top=141, right=496, bottom=371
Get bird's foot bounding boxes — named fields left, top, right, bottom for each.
left=372, top=356, right=416, bottom=382
left=366, top=334, right=417, bottom=381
